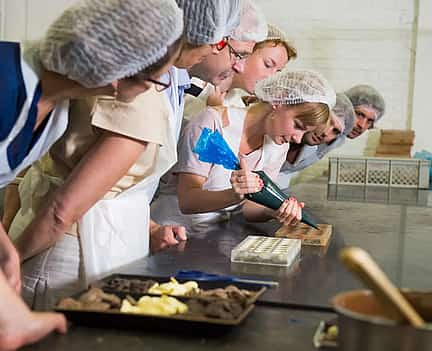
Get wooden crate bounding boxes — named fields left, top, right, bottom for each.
left=275, top=224, right=332, bottom=247
left=380, top=129, right=415, bottom=145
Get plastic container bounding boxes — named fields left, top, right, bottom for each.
left=328, top=156, right=431, bottom=189
left=231, top=235, right=301, bottom=267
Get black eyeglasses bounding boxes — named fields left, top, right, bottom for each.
left=227, top=42, right=249, bottom=61
left=146, top=78, right=171, bottom=91
left=145, top=70, right=172, bottom=92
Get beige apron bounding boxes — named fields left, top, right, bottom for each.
left=11, top=83, right=180, bottom=285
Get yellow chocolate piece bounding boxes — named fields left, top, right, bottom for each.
left=120, top=295, right=188, bottom=316
left=148, top=277, right=199, bottom=296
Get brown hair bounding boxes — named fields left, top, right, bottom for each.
left=290, top=102, right=331, bottom=128
left=128, top=36, right=183, bottom=81
left=254, top=39, right=298, bottom=62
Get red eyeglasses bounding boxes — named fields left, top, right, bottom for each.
left=216, top=37, right=229, bottom=51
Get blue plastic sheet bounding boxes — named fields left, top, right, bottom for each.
left=193, top=128, right=240, bottom=170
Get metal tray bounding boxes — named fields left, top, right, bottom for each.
left=92, top=273, right=267, bottom=304
left=56, top=275, right=265, bottom=332
left=56, top=302, right=255, bottom=333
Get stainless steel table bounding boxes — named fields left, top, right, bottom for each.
left=23, top=307, right=335, bottom=351
left=28, top=178, right=431, bottom=350
left=118, top=178, right=432, bottom=310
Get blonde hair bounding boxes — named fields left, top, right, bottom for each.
left=254, top=38, right=298, bottom=62
left=290, top=102, right=330, bottom=128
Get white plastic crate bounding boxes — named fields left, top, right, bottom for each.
left=328, top=156, right=431, bottom=189
left=231, top=235, right=301, bottom=267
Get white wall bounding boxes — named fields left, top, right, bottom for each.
left=411, top=0, right=432, bottom=153
left=255, top=0, right=432, bottom=156
left=3, top=0, right=431, bottom=157
left=2, top=0, right=73, bottom=41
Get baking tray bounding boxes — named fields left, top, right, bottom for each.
left=56, top=291, right=256, bottom=333
left=92, top=273, right=267, bottom=304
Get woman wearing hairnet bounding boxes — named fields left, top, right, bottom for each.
left=185, top=24, right=297, bottom=116
left=226, top=25, right=297, bottom=102
left=0, top=0, right=183, bottom=347
left=150, top=69, right=335, bottom=232
left=277, top=93, right=356, bottom=186
left=6, top=0, right=245, bottom=311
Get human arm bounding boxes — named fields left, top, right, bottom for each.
left=177, top=172, right=244, bottom=214
left=1, top=169, right=27, bottom=232
left=0, top=224, right=21, bottom=292
left=15, top=132, right=148, bottom=261
left=2, top=184, right=21, bottom=232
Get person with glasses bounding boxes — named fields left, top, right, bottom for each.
left=160, top=0, right=242, bottom=143
left=5, top=0, right=185, bottom=312
left=184, top=24, right=297, bottom=120
left=0, top=0, right=184, bottom=346
left=150, top=69, right=335, bottom=233
left=6, top=0, right=245, bottom=311
left=182, top=0, right=268, bottom=126
left=188, top=0, right=267, bottom=89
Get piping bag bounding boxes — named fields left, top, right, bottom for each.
left=193, top=128, right=319, bottom=230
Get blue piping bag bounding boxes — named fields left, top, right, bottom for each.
left=193, top=128, right=319, bottom=230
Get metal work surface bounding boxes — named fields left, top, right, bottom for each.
left=24, top=307, right=334, bottom=351
left=119, top=178, right=432, bottom=310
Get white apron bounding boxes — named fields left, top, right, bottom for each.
left=79, top=82, right=180, bottom=283
left=151, top=107, right=288, bottom=232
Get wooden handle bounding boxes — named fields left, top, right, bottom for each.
left=340, top=247, right=425, bottom=327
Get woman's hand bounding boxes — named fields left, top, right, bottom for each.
left=150, top=223, right=187, bottom=254
left=230, top=159, right=263, bottom=198
left=273, top=197, right=304, bottom=226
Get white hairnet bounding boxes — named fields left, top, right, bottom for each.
left=176, top=0, right=241, bottom=45
left=333, top=93, right=355, bottom=136
left=40, top=0, right=183, bottom=88
left=255, top=68, right=336, bottom=108
left=231, top=0, right=267, bottom=42
left=266, top=24, right=287, bottom=41
left=345, top=84, right=386, bottom=121
left=260, top=23, right=297, bottom=61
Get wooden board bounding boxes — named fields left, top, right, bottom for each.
left=275, top=224, right=332, bottom=247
